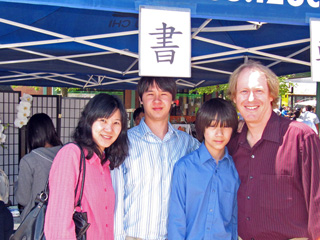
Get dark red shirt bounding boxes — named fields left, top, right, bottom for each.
left=228, top=112, right=320, bottom=240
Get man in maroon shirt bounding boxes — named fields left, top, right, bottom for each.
left=227, top=60, right=320, bottom=240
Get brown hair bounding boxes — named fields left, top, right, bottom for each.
left=227, top=60, right=279, bottom=109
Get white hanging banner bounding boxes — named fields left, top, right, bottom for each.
left=310, top=18, right=320, bottom=82
left=139, top=6, right=191, bottom=78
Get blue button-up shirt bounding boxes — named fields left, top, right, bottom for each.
left=168, top=142, right=240, bottom=240
left=112, top=118, right=200, bottom=240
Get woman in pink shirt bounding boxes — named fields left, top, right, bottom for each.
left=44, top=93, right=128, bottom=240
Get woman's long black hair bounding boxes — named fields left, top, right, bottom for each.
left=73, top=93, right=129, bottom=169
left=27, top=113, right=62, bottom=151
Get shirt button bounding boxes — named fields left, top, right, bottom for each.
left=249, top=176, right=253, bottom=180
left=246, top=217, right=250, bottom=221
left=105, top=206, right=108, bottom=210
left=251, top=238, right=255, bottom=240
left=106, top=224, right=108, bottom=227
left=104, top=188, right=107, bottom=192
left=251, top=155, right=255, bottom=159
left=247, top=196, right=251, bottom=200
left=209, top=209, right=213, bottom=212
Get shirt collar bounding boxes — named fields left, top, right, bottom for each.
left=168, top=122, right=180, bottom=138
left=136, top=117, right=150, bottom=137
left=136, top=117, right=179, bottom=140
left=85, top=149, right=110, bottom=168
left=198, top=142, right=232, bottom=165
left=239, top=111, right=281, bottom=145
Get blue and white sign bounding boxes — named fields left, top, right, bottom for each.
left=139, top=6, right=191, bottom=78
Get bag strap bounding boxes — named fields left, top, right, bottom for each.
left=35, top=178, right=49, bottom=204
left=73, top=143, right=86, bottom=209
left=41, top=142, right=85, bottom=208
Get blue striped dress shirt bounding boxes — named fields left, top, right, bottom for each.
left=112, top=118, right=200, bottom=240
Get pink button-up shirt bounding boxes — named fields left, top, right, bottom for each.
left=44, top=143, right=115, bottom=239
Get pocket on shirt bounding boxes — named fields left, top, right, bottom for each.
left=219, top=191, right=236, bottom=222
left=259, top=174, right=293, bottom=209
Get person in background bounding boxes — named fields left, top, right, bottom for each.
left=281, top=106, right=290, bottom=118
left=0, top=169, right=13, bottom=240
left=286, top=106, right=293, bottom=117
left=133, top=107, right=144, bottom=126
left=227, top=60, right=320, bottom=240
left=170, top=101, right=182, bottom=116
left=291, top=109, right=301, bottom=121
left=290, top=108, right=301, bottom=120
left=299, top=105, right=319, bottom=134
left=14, top=113, right=62, bottom=221
left=292, top=109, right=318, bottom=133
left=44, top=93, right=129, bottom=240
left=112, top=77, right=200, bottom=240
left=168, top=98, right=240, bottom=240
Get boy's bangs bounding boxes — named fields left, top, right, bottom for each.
left=208, top=114, right=233, bottom=128
left=208, top=120, right=232, bottom=128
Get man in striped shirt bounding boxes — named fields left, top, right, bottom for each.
left=227, top=61, right=320, bottom=240
left=112, top=77, right=200, bottom=240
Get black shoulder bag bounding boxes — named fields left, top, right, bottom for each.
left=10, top=143, right=90, bottom=240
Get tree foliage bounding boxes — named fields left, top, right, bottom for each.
left=189, top=75, right=296, bottom=97
left=189, top=84, right=229, bottom=96
left=278, top=75, right=296, bottom=96
left=11, top=86, right=41, bottom=91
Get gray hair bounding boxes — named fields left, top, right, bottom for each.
left=0, top=169, right=9, bottom=203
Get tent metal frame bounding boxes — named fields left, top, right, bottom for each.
left=0, top=17, right=311, bottom=88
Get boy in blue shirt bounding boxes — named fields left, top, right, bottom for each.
left=168, top=98, right=240, bottom=240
